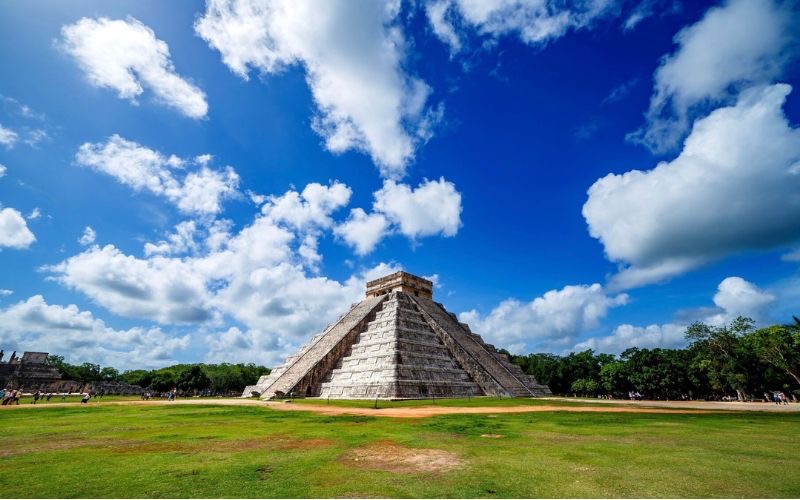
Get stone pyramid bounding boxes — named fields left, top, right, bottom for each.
left=243, top=272, right=551, bottom=399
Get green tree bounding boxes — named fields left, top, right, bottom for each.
left=571, top=378, right=599, bottom=396
left=686, top=317, right=756, bottom=400
left=749, top=324, right=800, bottom=386
left=177, top=365, right=211, bottom=392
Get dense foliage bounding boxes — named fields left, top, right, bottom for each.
left=508, top=317, right=800, bottom=400
left=45, top=356, right=270, bottom=394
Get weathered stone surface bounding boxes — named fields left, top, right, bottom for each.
left=243, top=296, right=386, bottom=399
left=244, top=272, right=551, bottom=399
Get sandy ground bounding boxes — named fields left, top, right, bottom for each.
left=3, top=396, right=798, bottom=417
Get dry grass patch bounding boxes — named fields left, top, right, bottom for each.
left=340, top=440, right=463, bottom=473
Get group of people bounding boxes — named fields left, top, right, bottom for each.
left=628, top=391, right=643, bottom=400
left=140, top=388, right=178, bottom=401
left=767, top=391, right=790, bottom=405
left=0, top=388, right=96, bottom=405
left=0, top=388, right=23, bottom=405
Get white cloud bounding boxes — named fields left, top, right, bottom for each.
left=261, top=181, right=351, bottom=232
left=374, top=177, right=462, bottom=239
left=335, top=208, right=390, bottom=255
left=144, top=220, right=198, bottom=256
left=630, top=0, right=797, bottom=152
left=260, top=181, right=351, bottom=268
left=425, top=0, right=616, bottom=53
left=27, top=208, right=41, bottom=221
left=781, top=248, right=800, bottom=262
left=0, top=289, right=12, bottom=297
left=48, top=244, right=217, bottom=325
left=574, top=323, right=686, bottom=353
left=24, top=129, right=49, bottom=148
left=76, top=135, right=239, bottom=215
left=78, top=226, right=96, bottom=246
left=334, top=177, right=463, bottom=255
left=622, top=0, right=677, bottom=32
left=0, top=207, right=36, bottom=249
left=195, top=0, right=434, bottom=177
left=0, top=295, right=189, bottom=369
left=704, top=276, right=775, bottom=326
left=0, top=124, right=18, bottom=148
left=0, top=95, right=46, bottom=121
left=459, top=283, right=628, bottom=353
left=0, top=164, right=6, bottom=178
left=584, top=84, right=800, bottom=289
left=573, top=276, right=776, bottom=353
left=61, top=17, right=208, bottom=119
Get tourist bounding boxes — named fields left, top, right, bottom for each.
left=13, top=389, right=22, bottom=404
left=780, top=392, right=789, bottom=405
left=80, top=393, right=91, bottom=404
left=32, top=390, right=41, bottom=404
left=773, top=392, right=781, bottom=405
left=45, top=393, right=52, bottom=402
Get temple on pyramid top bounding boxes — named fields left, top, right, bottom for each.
left=365, top=271, right=433, bottom=299
left=243, top=271, right=551, bottom=400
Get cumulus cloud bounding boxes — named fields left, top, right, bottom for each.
left=195, top=0, right=435, bottom=177
left=76, top=135, right=239, bottom=215
left=574, top=276, right=775, bottom=353
left=335, top=177, right=463, bottom=255
left=47, top=244, right=217, bottom=325
left=629, top=0, right=797, bottom=152
left=584, top=84, right=800, bottom=289
left=61, top=17, right=208, bottom=119
left=574, top=322, right=686, bottom=353
left=0, top=124, right=18, bottom=148
left=144, top=220, right=200, bottom=256
left=78, top=226, right=96, bottom=246
left=425, top=0, right=616, bottom=53
left=0, top=295, right=189, bottom=369
left=0, top=207, right=36, bottom=249
left=0, top=289, right=12, bottom=298
left=459, top=283, right=628, bottom=354
left=704, top=276, right=775, bottom=326
left=0, top=164, right=6, bottom=178
left=335, top=208, right=390, bottom=256
left=260, top=181, right=351, bottom=268
left=374, top=178, right=462, bottom=239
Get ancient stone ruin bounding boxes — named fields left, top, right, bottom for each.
left=243, top=271, right=551, bottom=399
left=0, top=351, right=142, bottom=394
left=0, top=351, right=63, bottom=391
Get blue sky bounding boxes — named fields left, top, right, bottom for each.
left=1, top=0, right=798, bottom=369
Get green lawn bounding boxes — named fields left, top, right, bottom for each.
left=0, top=402, right=797, bottom=498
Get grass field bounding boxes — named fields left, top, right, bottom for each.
left=1, top=400, right=798, bottom=498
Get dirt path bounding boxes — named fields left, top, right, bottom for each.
left=5, top=397, right=797, bottom=417
left=262, top=401, right=723, bottom=417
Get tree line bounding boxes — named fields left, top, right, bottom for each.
left=506, top=316, right=800, bottom=400
left=46, top=356, right=270, bottom=394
